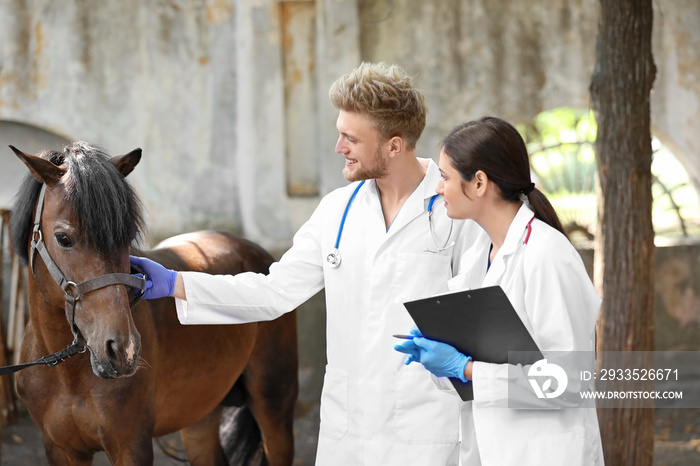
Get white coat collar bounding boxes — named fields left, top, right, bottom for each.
left=499, top=203, right=537, bottom=256
left=483, top=202, right=536, bottom=286
left=360, top=158, right=442, bottom=237
left=361, top=157, right=441, bottom=197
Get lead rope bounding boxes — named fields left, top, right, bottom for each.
left=0, top=344, right=86, bottom=376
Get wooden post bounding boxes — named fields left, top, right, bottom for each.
left=590, top=1, right=656, bottom=464
left=0, top=209, right=18, bottom=427
left=7, top=246, right=20, bottom=353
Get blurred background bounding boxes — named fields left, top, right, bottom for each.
left=0, top=0, right=699, bottom=464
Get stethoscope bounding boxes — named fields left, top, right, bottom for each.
left=326, top=181, right=365, bottom=267
left=326, top=181, right=454, bottom=268
left=426, top=193, right=455, bottom=253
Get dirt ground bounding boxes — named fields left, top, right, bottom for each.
left=0, top=399, right=321, bottom=466
left=2, top=403, right=699, bottom=465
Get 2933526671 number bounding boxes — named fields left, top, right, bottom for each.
left=598, top=368, right=678, bottom=381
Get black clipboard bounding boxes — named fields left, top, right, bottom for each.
left=403, top=285, right=543, bottom=401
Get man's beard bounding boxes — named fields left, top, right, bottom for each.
left=343, top=146, right=388, bottom=181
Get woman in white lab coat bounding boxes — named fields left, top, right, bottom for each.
left=395, top=116, right=604, bottom=465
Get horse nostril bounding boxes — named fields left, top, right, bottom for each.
left=106, top=340, right=119, bottom=360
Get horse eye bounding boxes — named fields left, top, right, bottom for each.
left=55, top=233, right=74, bottom=249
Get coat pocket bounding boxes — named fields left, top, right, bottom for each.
left=493, top=426, right=588, bottom=465
left=394, top=253, right=452, bottom=303
left=395, top=369, right=460, bottom=444
left=319, top=365, right=349, bottom=441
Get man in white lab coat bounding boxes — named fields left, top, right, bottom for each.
left=132, top=62, right=478, bottom=465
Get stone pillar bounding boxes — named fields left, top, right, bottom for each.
left=316, top=0, right=361, bottom=195
left=651, top=0, right=700, bottom=194
left=280, top=0, right=319, bottom=197
left=235, top=0, right=293, bottom=247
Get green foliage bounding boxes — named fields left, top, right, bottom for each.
left=518, top=108, right=700, bottom=242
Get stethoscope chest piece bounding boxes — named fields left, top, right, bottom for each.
left=326, top=248, right=341, bottom=267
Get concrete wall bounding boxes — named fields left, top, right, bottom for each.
left=654, top=242, right=700, bottom=351
left=0, top=0, right=245, bottom=238
left=1, top=1, right=698, bottom=248
left=578, top=242, right=700, bottom=351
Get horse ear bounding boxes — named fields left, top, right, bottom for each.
left=111, top=148, right=142, bottom=177
left=9, top=145, right=66, bottom=185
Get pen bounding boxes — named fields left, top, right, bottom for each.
left=392, top=334, right=415, bottom=339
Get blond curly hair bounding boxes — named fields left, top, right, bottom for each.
left=329, top=62, right=427, bottom=150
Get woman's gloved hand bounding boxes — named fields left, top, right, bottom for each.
left=394, top=328, right=424, bottom=364
left=129, top=256, right=177, bottom=299
left=413, top=337, right=471, bottom=382
left=395, top=332, right=471, bottom=383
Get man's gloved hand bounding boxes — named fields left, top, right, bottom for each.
left=412, top=336, right=471, bottom=383
left=129, top=256, right=177, bottom=299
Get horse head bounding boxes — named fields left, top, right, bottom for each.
left=9, top=142, right=146, bottom=379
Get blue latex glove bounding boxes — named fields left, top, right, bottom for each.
left=394, top=340, right=421, bottom=364
left=412, top=337, right=471, bottom=383
left=393, top=328, right=424, bottom=364
left=129, top=256, right=177, bottom=299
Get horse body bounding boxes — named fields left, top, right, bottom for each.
left=10, top=143, right=298, bottom=465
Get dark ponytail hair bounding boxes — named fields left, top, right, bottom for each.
left=441, top=116, right=568, bottom=239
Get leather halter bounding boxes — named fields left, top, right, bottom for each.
left=1, top=184, right=147, bottom=373
left=30, top=183, right=147, bottom=344
left=0, top=184, right=146, bottom=377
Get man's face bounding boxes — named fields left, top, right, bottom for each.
left=335, top=111, right=389, bottom=182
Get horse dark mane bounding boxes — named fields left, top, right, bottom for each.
left=9, top=141, right=145, bottom=265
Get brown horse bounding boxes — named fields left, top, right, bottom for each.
left=8, top=141, right=298, bottom=465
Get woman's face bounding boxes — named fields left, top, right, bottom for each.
left=436, top=150, right=476, bottom=220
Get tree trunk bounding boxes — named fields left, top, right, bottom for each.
left=590, top=1, right=656, bottom=465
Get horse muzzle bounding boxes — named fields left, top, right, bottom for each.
left=87, top=333, right=142, bottom=379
